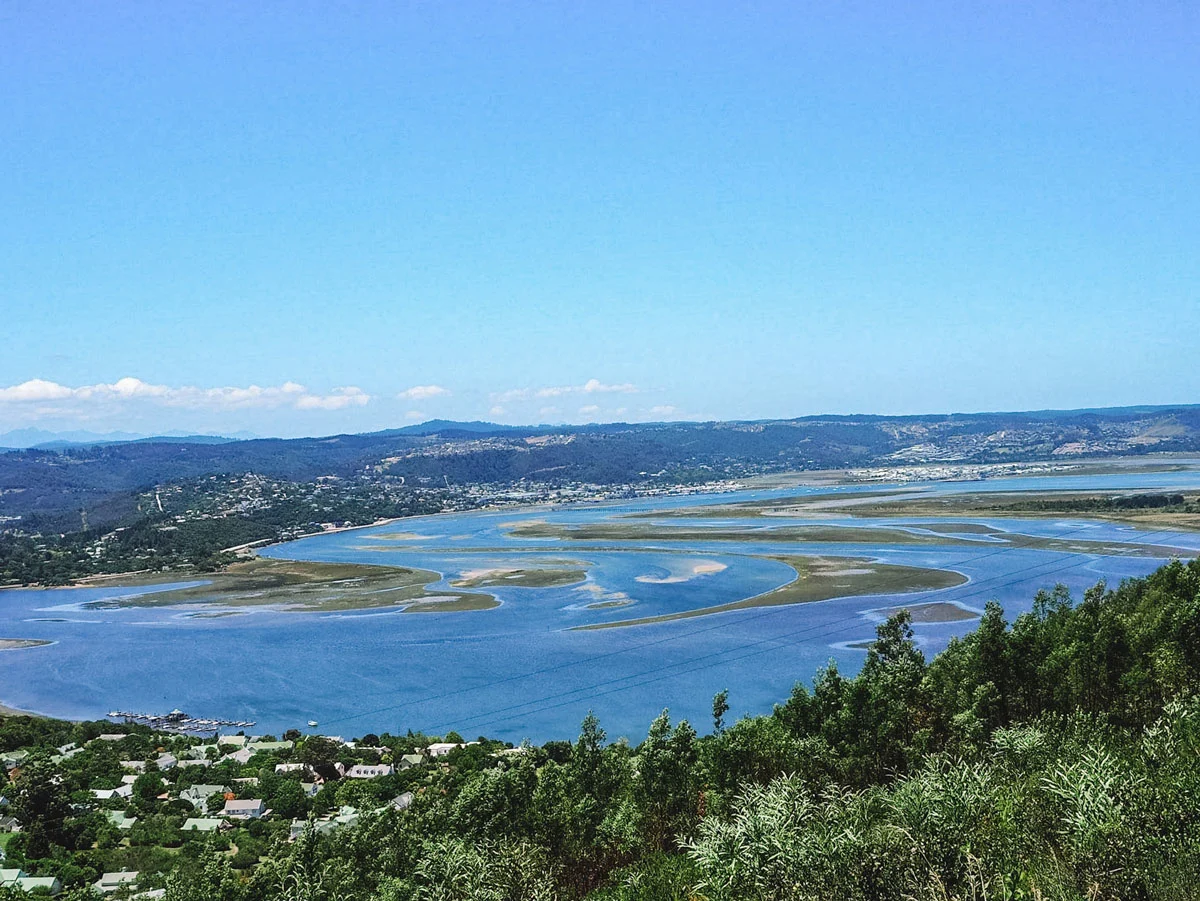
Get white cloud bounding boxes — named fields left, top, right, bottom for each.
left=294, top=387, right=371, bottom=410
left=495, top=378, right=639, bottom=403
left=537, top=378, right=638, bottom=398
left=0, top=378, right=75, bottom=402
left=583, top=378, right=637, bottom=395
left=405, top=410, right=425, bottom=420
left=649, top=405, right=678, bottom=416
left=489, top=405, right=506, bottom=416
left=398, top=384, right=450, bottom=401
left=539, top=406, right=560, bottom=416
left=578, top=404, right=600, bottom=417
left=0, top=377, right=372, bottom=417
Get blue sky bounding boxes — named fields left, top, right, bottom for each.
left=2, top=2, right=1197, bottom=437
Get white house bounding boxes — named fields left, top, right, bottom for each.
left=426, top=742, right=477, bottom=758
left=222, top=799, right=267, bottom=820
left=179, top=785, right=228, bottom=810
left=91, top=784, right=133, bottom=801
left=345, top=764, right=394, bottom=779
left=388, top=791, right=414, bottom=811
left=94, top=871, right=139, bottom=894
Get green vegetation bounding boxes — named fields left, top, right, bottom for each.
left=0, top=474, right=451, bottom=587
left=810, top=489, right=1200, bottom=530
left=6, top=558, right=1200, bottom=899
left=576, top=555, right=966, bottom=630
left=506, top=517, right=1191, bottom=557
left=87, top=558, right=498, bottom=614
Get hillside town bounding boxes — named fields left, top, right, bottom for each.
left=0, top=716, right=517, bottom=896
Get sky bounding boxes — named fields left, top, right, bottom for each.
left=2, top=1, right=1198, bottom=438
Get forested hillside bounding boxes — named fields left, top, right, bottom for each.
left=4, top=405, right=1200, bottom=530
left=4, top=558, right=1200, bottom=899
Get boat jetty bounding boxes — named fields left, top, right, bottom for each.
left=107, top=708, right=256, bottom=735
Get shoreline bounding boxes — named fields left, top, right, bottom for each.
left=4, top=455, right=1197, bottom=593
left=0, top=700, right=45, bottom=718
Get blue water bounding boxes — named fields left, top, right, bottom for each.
left=2, top=470, right=1199, bottom=743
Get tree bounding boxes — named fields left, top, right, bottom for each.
left=711, top=690, right=729, bottom=735
left=636, top=711, right=698, bottom=849
left=9, top=753, right=72, bottom=857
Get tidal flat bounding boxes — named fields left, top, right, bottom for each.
left=86, top=557, right=497, bottom=613
left=574, top=555, right=967, bottom=630
left=0, top=638, right=52, bottom=650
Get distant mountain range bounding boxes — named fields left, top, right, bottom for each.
left=2, top=404, right=1199, bottom=531
left=0, top=428, right=258, bottom=450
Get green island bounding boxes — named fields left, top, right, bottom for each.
left=84, top=557, right=498, bottom=614
left=660, top=487, right=1200, bottom=531
left=575, top=555, right=967, bottom=630
left=506, top=518, right=1190, bottom=557
left=3, top=559, right=1200, bottom=899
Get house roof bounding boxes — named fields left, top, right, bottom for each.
left=223, top=799, right=264, bottom=810
left=182, top=817, right=222, bottom=831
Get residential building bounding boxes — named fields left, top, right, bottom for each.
left=345, top=763, right=394, bottom=779
left=179, top=785, right=228, bottom=810
left=388, top=791, right=414, bottom=811
left=0, top=869, right=62, bottom=895
left=182, top=818, right=222, bottom=832
left=155, top=753, right=177, bottom=770
left=249, top=740, right=294, bottom=753
left=222, top=799, right=267, bottom=820
left=105, top=811, right=137, bottom=830
left=91, top=784, right=133, bottom=801
left=94, top=871, right=139, bottom=894
left=426, top=741, right=478, bottom=757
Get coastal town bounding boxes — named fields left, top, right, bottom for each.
left=0, top=714, right=518, bottom=896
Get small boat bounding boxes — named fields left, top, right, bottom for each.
left=308, top=720, right=319, bottom=728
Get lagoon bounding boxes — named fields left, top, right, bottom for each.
left=2, top=469, right=1199, bottom=743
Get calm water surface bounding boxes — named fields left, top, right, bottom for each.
left=2, top=470, right=1199, bottom=742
